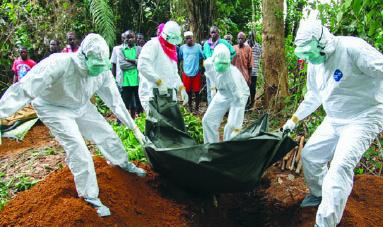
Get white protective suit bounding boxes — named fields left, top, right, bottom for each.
left=202, top=44, right=250, bottom=143
left=0, top=34, right=146, bottom=216
left=137, top=21, right=186, bottom=113
left=292, top=20, right=383, bottom=227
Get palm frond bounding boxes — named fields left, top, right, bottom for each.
left=89, top=0, right=115, bottom=47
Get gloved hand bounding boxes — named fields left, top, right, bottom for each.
left=180, top=88, right=188, bottom=105
left=211, top=87, right=217, bottom=99
left=282, top=119, right=297, bottom=133
left=230, top=130, right=240, bottom=139
left=84, top=198, right=111, bottom=217
left=132, top=126, right=146, bottom=145
left=157, top=81, right=168, bottom=95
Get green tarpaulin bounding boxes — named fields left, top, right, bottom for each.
left=143, top=89, right=297, bottom=193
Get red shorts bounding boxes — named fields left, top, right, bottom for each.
left=183, top=72, right=201, bottom=92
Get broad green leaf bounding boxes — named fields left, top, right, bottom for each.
left=344, top=0, right=353, bottom=8
left=353, top=0, right=363, bottom=14
left=336, top=11, right=343, bottom=23
left=368, top=21, right=381, bottom=36
left=367, top=8, right=376, bottom=24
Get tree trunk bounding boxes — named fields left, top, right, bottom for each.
left=262, top=0, right=290, bottom=110
left=182, top=0, right=216, bottom=43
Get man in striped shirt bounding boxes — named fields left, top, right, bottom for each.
left=245, top=30, right=262, bottom=109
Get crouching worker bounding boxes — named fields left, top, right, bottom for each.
left=283, top=20, right=383, bottom=227
left=202, top=44, right=249, bottom=143
left=0, top=34, right=146, bottom=217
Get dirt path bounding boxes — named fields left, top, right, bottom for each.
left=0, top=121, right=58, bottom=158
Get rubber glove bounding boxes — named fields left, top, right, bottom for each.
left=211, top=87, right=217, bottom=99
left=180, top=88, right=188, bottom=106
left=84, top=198, right=111, bottom=217
left=157, top=80, right=168, bottom=95
left=132, top=126, right=146, bottom=145
left=282, top=116, right=299, bottom=133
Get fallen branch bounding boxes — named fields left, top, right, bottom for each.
left=295, top=136, right=304, bottom=164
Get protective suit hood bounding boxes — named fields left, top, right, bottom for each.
left=161, top=21, right=182, bottom=45
left=212, top=44, right=231, bottom=61
left=295, top=20, right=336, bottom=59
left=75, top=33, right=110, bottom=72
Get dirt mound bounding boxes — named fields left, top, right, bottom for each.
left=286, top=175, right=383, bottom=227
left=0, top=156, right=382, bottom=226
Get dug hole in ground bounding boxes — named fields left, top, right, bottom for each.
left=0, top=121, right=383, bottom=226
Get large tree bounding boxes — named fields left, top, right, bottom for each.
left=262, top=0, right=290, bottom=109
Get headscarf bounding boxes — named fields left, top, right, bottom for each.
left=158, top=35, right=178, bottom=63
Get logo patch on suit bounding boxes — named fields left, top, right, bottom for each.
left=333, top=69, right=343, bottom=82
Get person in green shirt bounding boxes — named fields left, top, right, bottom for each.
left=121, top=30, right=142, bottom=119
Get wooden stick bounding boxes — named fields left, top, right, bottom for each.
left=295, top=136, right=305, bottom=164
left=281, top=160, right=286, bottom=170
left=286, top=148, right=296, bottom=169
left=296, top=158, right=303, bottom=174
left=284, top=146, right=296, bottom=161
left=290, top=148, right=297, bottom=171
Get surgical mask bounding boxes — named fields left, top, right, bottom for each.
left=307, top=54, right=325, bottom=65
left=214, top=58, right=230, bottom=72
left=164, top=32, right=182, bottom=45
left=84, top=54, right=112, bottom=77
left=294, top=40, right=325, bottom=65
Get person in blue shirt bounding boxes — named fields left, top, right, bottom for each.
left=203, top=26, right=236, bottom=105
left=179, top=31, right=204, bottom=113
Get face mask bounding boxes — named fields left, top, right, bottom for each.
left=214, top=58, right=230, bottom=72
left=307, top=54, right=325, bottom=65
left=164, top=32, right=182, bottom=45
left=84, top=54, right=112, bottom=77
left=294, top=40, right=325, bottom=65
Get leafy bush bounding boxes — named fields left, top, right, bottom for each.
left=111, top=114, right=147, bottom=163
left=180, top=107, right=204, bottom=144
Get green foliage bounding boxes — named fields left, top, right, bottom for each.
left=89, top=0, right=115, bottom=46
left=95, top=95, right=111, bottom=114
left=364, top=148, right=382, bottom=169
left=214, top=0, right=261, bottom=44
left=180, top=107, right=204, bottom=144
left=111, top=114, right=147, bottom=162
left=15, top=174, right=40, bottom=192
left=0, top=173, right=40, bottom=211
left=315, top=0, right=383, bottom=51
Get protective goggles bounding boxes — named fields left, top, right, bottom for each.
left=84, top=54, right=112, bottom=77
left=165, top=32, right=182, bottom=45
left=214, top=58, right=231, bottom=72
left=294, top=40, right=322, bottom=59
left=294, top=40, right=325, bottom=65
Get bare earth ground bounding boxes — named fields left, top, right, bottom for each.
left=1, top=114, right=383, bottom=226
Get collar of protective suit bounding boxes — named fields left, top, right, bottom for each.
left=158, top=35, right=178, bottom=63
